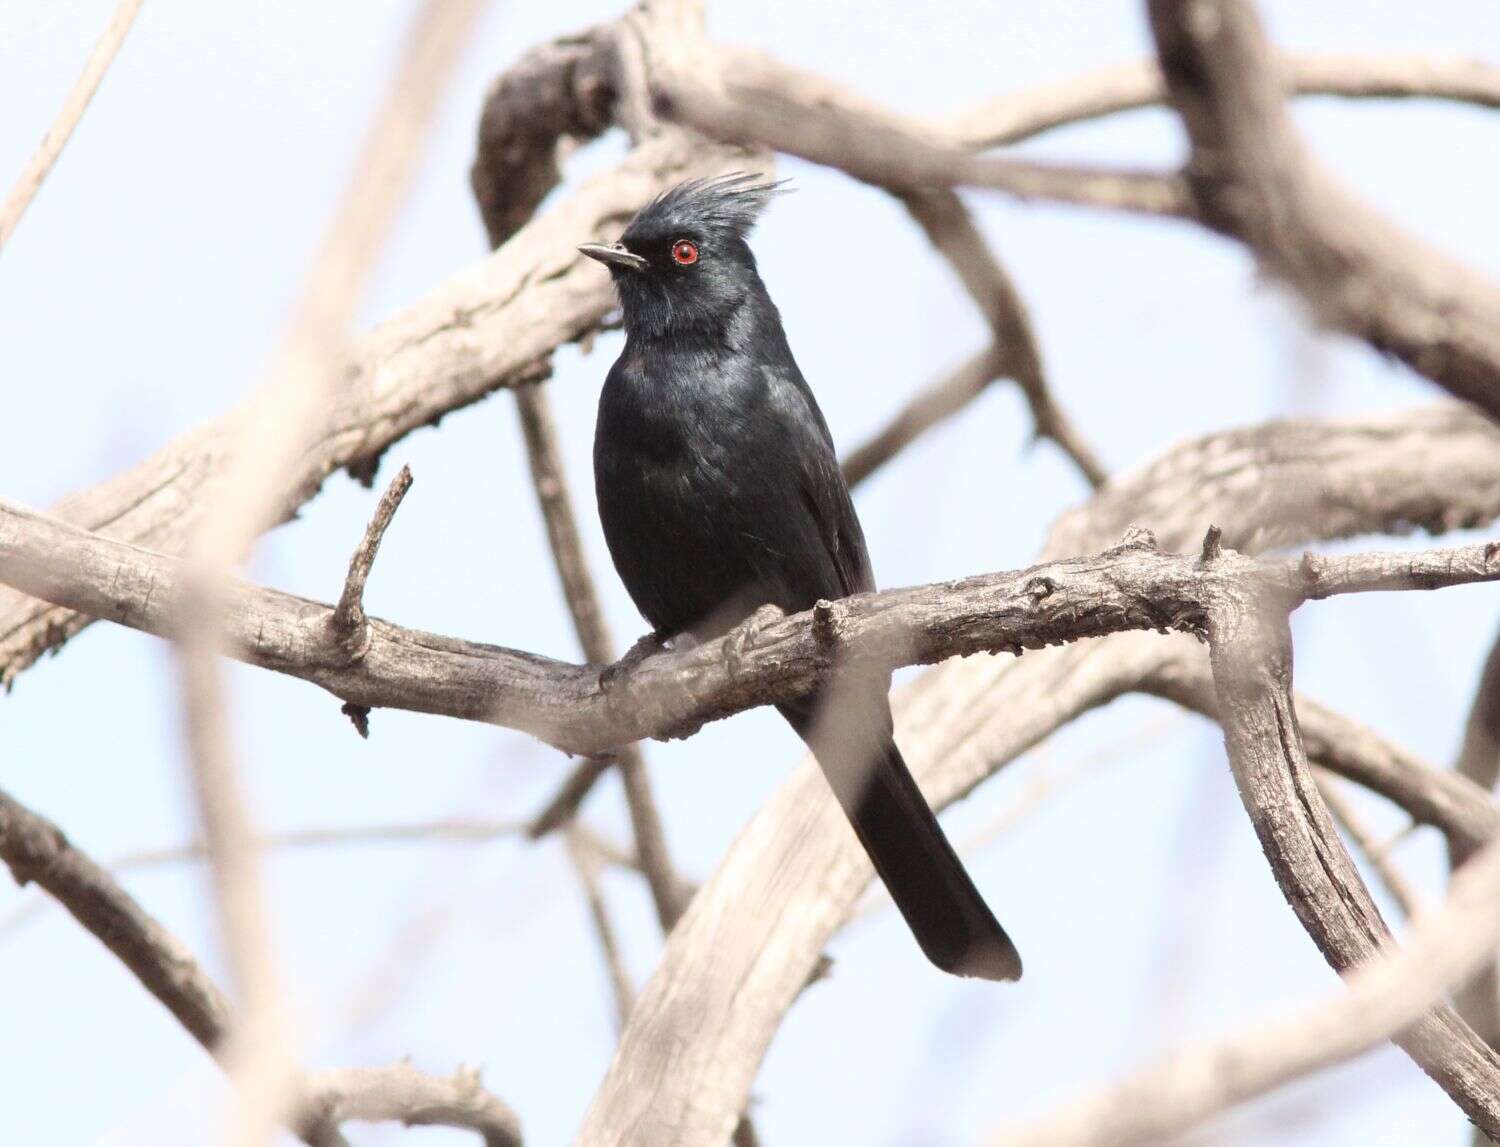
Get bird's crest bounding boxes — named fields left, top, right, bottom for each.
left=624, top=173, right=789, bottom=241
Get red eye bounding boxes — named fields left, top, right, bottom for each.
left=671, top=240, right=698, bottom=265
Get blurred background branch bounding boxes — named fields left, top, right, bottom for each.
left=4, top=1, right=1500, bottom=1145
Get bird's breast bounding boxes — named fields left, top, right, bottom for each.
left=597, top=353, right=761, bottom=464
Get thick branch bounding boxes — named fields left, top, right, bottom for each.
left=471, top=30, right=615, bottom=247
left=1202, top=574, right=1500, bottom=1136
left=3, top=493, right=1495, bottom=758
left=1317, top=775, right=1421, bottom=920
left=10, top=39, right=1496, bottom=689
left=990, top=785, right=1500, bottom=1147
left=1453, top=624, right=1500, bottom=1116
left=1147, top=0, right=1500, bottom=419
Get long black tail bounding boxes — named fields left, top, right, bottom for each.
left=779, top=689, right=1023, bottom=982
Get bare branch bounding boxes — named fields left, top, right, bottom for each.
left=1458, top=627, right=1500, bottom=796
left=0, top=786, right=232, bottom=1050
left=943, top=53, right=1500, bottom=150
left=527, top=758, right=614, bottom=838
left=900, top=189, right=1106, bottom=487
left=1201, top=574, right=1500, bottom=1135
left=0, top=788, right=349, bottom=1147
left=1147, top=0, right=1500, bottom=418
left=173, top=637, right=295, bottom=1147
left=4, top=493, right=1495, bottom=759
left=511, top=388, right=615, bottom=667
left=841, top=346, right=1004, bottom=488
left=1452, top=625, right=1500, bottom=1102
left=299, top=1065, right=521, bottom=1147
left=0, top=793, right=521, bottom=1147
left=655, top=72, right=1191, bottom=218
left=332, top=464, right=413, bottom=646
left=989, top=786, right=1500, bottom=1147
left=470, top=30, right=614, bottom=247
left=0, top=0, right=143, bottom=252
left=568, top=826, right=637, bottom=1030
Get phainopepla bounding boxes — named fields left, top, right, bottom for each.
left=580, top=174, right=1022, bottom=981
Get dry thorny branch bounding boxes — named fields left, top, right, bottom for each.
left=4, top=0, right=1500, bottom=1145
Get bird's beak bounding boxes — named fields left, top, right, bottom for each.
left=578, top=242, right=648, bottom=273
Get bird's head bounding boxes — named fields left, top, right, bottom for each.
left=578, top=173, right=786, bottom=341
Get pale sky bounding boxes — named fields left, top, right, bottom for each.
left=2, top=2, right=1499, bottom=1144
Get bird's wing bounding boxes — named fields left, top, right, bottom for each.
left=762, top=366, right=876, bottom=599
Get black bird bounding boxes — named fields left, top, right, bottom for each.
left=580, top=175, right=1022, bottom=981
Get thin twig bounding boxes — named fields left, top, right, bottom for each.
left=900, top=188, right=1107, bottom=487
left=528, top=758, right=614, bottom=837
left=0, top=0, right=144, bottom=252
left=567, top=826, right=637, bottom=1030
left=173, top=632, right=294, bottom=1147
left=842, top=346, right=1004, bottom=488
left=333, top=464, right=413, bottom=639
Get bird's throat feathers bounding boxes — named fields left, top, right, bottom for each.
left=618, top=268, right=780, bottom=355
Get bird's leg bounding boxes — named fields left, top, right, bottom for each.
left=725, top=604, right=784, bottom=680
left=599, top=628, right=670, bottom=697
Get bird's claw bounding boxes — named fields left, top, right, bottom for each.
left=726, top=604, right=784, bottom=679
left=600, top=629, right=669, bottom=696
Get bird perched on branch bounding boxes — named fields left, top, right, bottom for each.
left=580, top=175, right=1021, bottom=981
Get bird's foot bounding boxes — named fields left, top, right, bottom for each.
left=599, top=629, right=669, bottom=697
left=725, top=604, right=784, bottom=679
